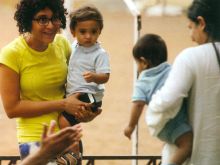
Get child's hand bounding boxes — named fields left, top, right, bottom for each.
left=76, top=107, right=102, bottom=122
left=124, top=125, right=135, bottom=140
left=64, top=93, right=88, bottom=115
left=83, top=71, right=96, bottom=83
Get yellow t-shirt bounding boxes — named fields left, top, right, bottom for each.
left=0, top=34, right=71, bottom=143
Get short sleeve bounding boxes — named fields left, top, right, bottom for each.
left=54, top=34, right=72, bottom=62
left=132, top=81, right=148, bottom=103
left=0, top=44, right=20, bottom=73
left=95, top=50, right=110, bottom=73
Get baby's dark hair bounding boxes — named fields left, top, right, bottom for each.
left=69, top=5, right=103, bottom=31
left=133, top=34, right=167, bottom=67
left=14, top=0, right=67, bottom=34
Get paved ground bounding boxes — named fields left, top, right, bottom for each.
left=0, top=1, right=194, bottom=165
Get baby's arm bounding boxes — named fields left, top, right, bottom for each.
left=83, top=71, right=109, bottom=84
left=124, top=101, right=145, bottom=139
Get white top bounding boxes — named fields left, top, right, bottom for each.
left=147, top=43, right=220, bottom=165
left=66, top=41, right=110, bottom=101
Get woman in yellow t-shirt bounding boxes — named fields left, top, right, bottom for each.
left=0, top=0, right=100, bottom=164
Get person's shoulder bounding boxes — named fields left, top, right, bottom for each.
left=96, top=43, right=109, bottom=56
left=1, top=36, right=24, bottom=55
left=174, top=45, right=210, bottom=68
left=178, top=44, right=212, bottom=61
left=175, top=46, right=199, bottom=62
left=179, top=46, right=197, bottom=54
left=180, top=44, right=210, bottom=55
left=0, top=36, right=25, bottom=73
left=53, top=34, right=71, bottom=51
left=54, top=34, right=69, bottom=43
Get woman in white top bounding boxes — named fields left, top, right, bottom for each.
left=147, top=0, right=220, bottom=165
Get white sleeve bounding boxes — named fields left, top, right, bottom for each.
left=146, top=48, right=194, bottom=136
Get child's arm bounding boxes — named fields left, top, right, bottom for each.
left=124, top=101, right=145, bottom=139
left=83, top=71, right=109, bottom=84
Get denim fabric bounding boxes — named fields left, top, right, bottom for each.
left=19, top=142, right=57, bottom=165
left=19, top=142, right=40, bottom=160
left=157, top=100, right=192, bottom=143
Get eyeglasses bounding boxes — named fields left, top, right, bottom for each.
left=33, top=16, right=62, bottom=26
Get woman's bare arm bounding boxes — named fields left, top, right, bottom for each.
left=0, top=65, right=87, bottom=118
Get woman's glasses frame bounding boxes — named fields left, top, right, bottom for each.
left=32, top=16, right=62, bottom=26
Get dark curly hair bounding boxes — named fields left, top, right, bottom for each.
left=69, top=5, right=103, bottom=31
left=14, top=0, right=67, bottom=34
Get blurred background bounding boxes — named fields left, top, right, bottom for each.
left=0, top=0, right=194, bottom=164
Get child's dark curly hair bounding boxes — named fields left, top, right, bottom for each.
left=69, top=5, right=103, bottom=31
left=14, top=0, right=67, bottom=34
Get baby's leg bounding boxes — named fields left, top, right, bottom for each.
left=58, top=114, right=72, bottom=129
left=169, top=131, right=193, bottom=165
left=57, top=115, right=82, bottom=165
